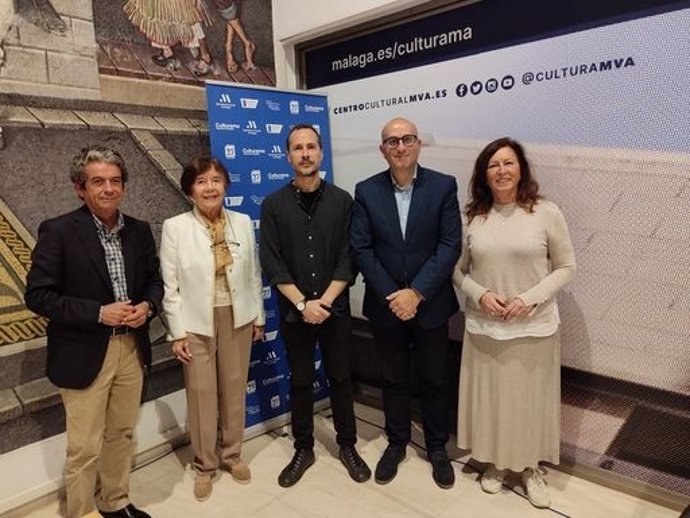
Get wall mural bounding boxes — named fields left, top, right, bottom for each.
left=0, top=0, right=274, bottom=101
left=0, top=0, right=275, bottom=458
left=95, top=0, right=275, bottom=87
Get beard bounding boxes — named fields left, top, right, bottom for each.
left=297, top=164, right=319, bottom=177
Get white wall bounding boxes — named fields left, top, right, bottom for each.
left=271, top=0, right=433, bottom=88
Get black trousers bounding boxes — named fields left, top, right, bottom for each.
left=280, top=314, right=357, bottom=450
left=373, top=320, right=450, bottom=452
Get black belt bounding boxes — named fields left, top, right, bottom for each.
left=111, top=326, right=130, bottom=336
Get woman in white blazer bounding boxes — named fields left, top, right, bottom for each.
left=160, top=156, right=265, bottom=501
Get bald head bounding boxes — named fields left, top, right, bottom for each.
left=379, top=117, right=421, bottom=175
left=380, top=118, right=418, bottom=141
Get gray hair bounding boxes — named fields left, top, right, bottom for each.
left=70, top=145, right=128, bottom=186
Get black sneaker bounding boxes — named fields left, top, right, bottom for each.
left=339, top=446, right=371, bottom=483
left=374, top=445, right=406, bottom=484
left=278, top=448, right=315, bottom=488
left=428, top=449, right=455, bottom=489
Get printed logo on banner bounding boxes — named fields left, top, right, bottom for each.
left=224, top=196, right=244, bottom=207
left=215, top=122, right=240, bottom=131
left=265, top=309, right=276, bottom=319
left=242, top=147, right=266, bottom=157
left=265, top=123, right=283, bottom=134
left=249, top=358, right=261, bottom=368
left=265, top=99, right=281, bottom=111
left=315, top=360, right=322, bottom=370
left=263, top=330, right=279, bottom=343
left=229, top=173, right=241, bottom=183
left=318, top=170, right=327, bottom=179
left=247, top=405, right=260, bottom=415
left=246, top=380, right=257, bottom=394
left=313, top=124, right=321, bottom=133
left=224, top=144, right=236, bottom=159
left=305, top=104, right=325, bottom=113
left=216, top=94, right=235, bottom=109
left=262, top=286, right=272, bottom=299
left=268, top=172, right=291, bottom=181
left=262, top=374, right=285, bottom=386
left=244, top=120, right=261, bottom=135
left=289, top=100, right=300, bottom=114
left=269, top=145, right=285, bottom=160
left=240, top=98, right=259, bottom=109
left=264, top=350, right=279, bottom=365
left=250, top=195, right=265, bottom=205
left=270, top=395, right=281, bottom=409
left=250, top=169, right=262, bottom=184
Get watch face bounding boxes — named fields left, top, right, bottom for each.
left=296, top=301, right=306, bottom=311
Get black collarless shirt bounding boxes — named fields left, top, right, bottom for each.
left=260, top=179, right=355, bottom=321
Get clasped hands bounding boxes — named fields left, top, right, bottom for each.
left=302, top=299, right=332, bottom=325
left=387, top=288, right=421, bottom=321
left=479, top=291, right=531, bottom=321
left=100, top=300, right=149, bottom=328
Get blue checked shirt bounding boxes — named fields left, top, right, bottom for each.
left=93, top=212, right=129, bottom=302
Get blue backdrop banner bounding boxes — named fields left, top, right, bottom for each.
left=205, top=82, right=333, bottom=428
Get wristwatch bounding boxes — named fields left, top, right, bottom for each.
left=145, top=300, right=154, bottom=319
left=295, top=298, right=307, bottom=312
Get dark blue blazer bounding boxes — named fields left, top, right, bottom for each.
left=351, top=166, right=461, bottom=329
left=25, top=205, right=163, bottom=389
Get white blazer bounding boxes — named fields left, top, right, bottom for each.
left=160, top=209, right=265, bottom=340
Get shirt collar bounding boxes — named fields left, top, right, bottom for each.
left=390, top=164, right=418, bottom=192
left=291, top=177, right=325, bottom=195
left=92, top=211, right=124, bottom=235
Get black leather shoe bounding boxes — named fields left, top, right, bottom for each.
left=339, top=446, right=371, bottom=483
left=429, top=449, right=455, bottom=489
left=374, top=445, right=406, bottom=484
left=100, top=503, right=151, bottom=518
left=278, top=448, right=315, bottom=487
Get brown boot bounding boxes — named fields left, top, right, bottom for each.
left=230, top=460, right=251, bottom=483
left=194, top=473, right=213, bottom=501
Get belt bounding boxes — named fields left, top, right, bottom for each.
left=111, top=326, right=130, bottom=336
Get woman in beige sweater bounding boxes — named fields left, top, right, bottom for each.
left=453, top=138, right=576, bottom=508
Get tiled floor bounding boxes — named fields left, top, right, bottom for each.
left=15, top=404, right=680, bottom=518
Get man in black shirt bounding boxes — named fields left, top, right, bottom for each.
left=260, top=123, right=370, bottom=487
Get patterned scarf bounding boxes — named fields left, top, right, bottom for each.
left=194, top=207, right=231, bottom=273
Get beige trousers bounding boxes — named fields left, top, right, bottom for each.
left=184, top=305, right=253, bottom=475
left=59, top=334, right=143, bottom=518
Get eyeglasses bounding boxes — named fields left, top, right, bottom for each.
left=382, top=134, right=418, bottom=149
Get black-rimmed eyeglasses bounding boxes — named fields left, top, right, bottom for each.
left=382, top=134, right=418, bottom=149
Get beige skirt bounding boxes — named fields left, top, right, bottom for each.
left=457, top=330, right=561, bottom=471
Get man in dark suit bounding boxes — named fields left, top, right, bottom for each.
left=25, top=145, right=163, bottom=518
left=351, top=118, right=461, bottom=489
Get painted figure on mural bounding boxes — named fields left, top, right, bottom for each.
left=123, top=0, right=214, bottom=75
left=209, top=0, right=257, bottom=72
left=259, top=124, right=371, bottom=488
left=24, top=145, right=163, bottom=518
left=160, top=156, right=265, bottom=502
left=122, top=0, right=257, bottom=76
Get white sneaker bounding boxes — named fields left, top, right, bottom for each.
left=480, top=464, right=507, bottom=494
left=522, top=467, right=551, bottom=508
